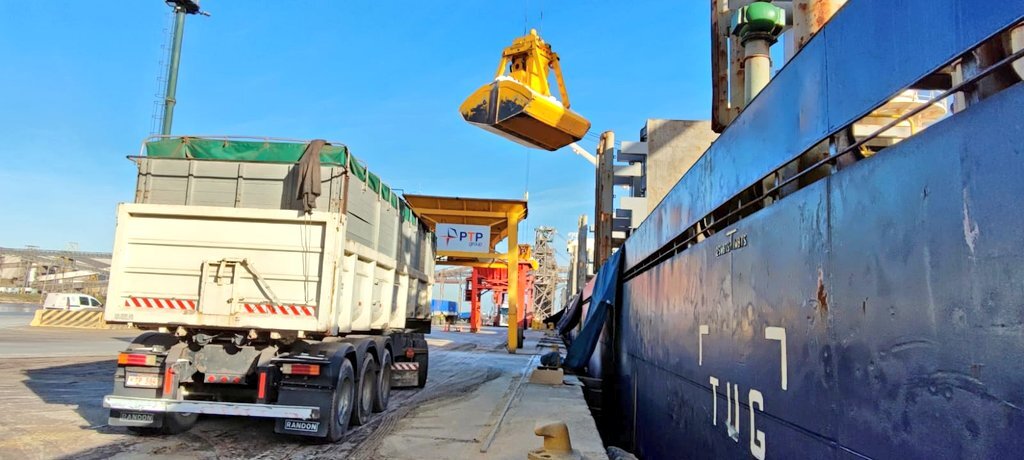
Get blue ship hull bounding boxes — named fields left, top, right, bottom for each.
left=598, top=2, right=1024, bottom=458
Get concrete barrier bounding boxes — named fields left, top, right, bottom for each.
left=30, top=309, right=132, bottom=329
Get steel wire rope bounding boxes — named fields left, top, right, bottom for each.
left=539, top=0, right=544, bottom=34
left=300, top=211, right=312, bottom=306
left=523, top=147, right=531, bottom=234
left=522, top=0, right=530, bottom=34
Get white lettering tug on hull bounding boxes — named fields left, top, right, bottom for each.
left=709, top=376, right=719, bottom=426
left=726, top=383, right=740, bottom=441
left=704, top=325, right=787, bottom=459
left=750, top=389, right=766, bottom=460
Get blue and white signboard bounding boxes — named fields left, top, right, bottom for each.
left=437, top=223, right=490, bottom=253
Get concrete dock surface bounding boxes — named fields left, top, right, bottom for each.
left=372, top=330, right=607, bottom=460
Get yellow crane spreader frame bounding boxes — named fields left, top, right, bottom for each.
left=460, top=29, right=591, bottom=151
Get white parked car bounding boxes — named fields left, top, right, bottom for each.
left=42, top=293, right=103, bottom=311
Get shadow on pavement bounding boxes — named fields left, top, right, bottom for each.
left=22, top=359, right=116, bottom=429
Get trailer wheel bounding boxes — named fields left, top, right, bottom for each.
left=326, top=359, right=356, bottom=443
left=414, top=345, right=429, bottom=388
left=126, top=332, right=178, bottom=351
left=373, top=348, right=392, bottom=412
left=163, top=412, right=198, bottom=434
left=127, top=426, right=160, bottom=435
left=351, top=353, right=378, bottom=426
left=125, top=412, right=196, bottom=435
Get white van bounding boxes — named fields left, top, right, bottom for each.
left=42, top=293, right=103, bottom=311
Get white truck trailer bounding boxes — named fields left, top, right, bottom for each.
left=102, top=136, right=435, bottom=441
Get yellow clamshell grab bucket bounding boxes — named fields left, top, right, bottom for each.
left=459, top=29, right=591, bottom=151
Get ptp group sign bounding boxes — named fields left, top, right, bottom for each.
left=437, top=223, right=490, bottom=253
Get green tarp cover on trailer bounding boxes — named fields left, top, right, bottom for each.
left=367, top=172, right=381, bottom=193
left=400, top=203, right=414, bottom=224
left=348, top=155, right=368, bottom=182
left=380, top=184, right=400, bottom=209
left=146, top=137, right=349, bottom=165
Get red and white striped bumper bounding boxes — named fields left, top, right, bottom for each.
left=124, top=297, right=196, bottom=310
left=243, top=304, right=315, bottom=316
left=122, top=298, right=315, bottom=317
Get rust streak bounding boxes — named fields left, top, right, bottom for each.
left=816, top=268, right=829, bottom=313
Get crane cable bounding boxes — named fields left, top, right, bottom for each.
left=523, top=0, right=544, bottom=35
left=523, top=147, right=531, bottom=232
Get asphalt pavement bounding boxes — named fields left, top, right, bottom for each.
left=0, top=303, right=40, bottom=329
left=0, top=303, right=138, bottom=358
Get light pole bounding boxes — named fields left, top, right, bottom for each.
left=160, top=0, right=207, bottom=136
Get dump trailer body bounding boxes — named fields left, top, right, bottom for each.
left=108, top=204, right=352, bottom=332
left=105, top=152, right=435, bottom=334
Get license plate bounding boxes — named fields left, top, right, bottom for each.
left=284, top=419, right=320, bottom=433
left=126, top=372, right=161, bottom=388
left=119, top=412, right=154, bottom=423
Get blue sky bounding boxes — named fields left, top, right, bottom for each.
left=0, top=1, right=714, bottom=254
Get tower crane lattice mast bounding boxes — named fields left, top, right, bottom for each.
left=531, top=226, right=559, bottom=319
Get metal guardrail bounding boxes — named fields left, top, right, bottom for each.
left=0, top=247, right=111, bottom=259
left=623, top=38, right=1024, bottom=282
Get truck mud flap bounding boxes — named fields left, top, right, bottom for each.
left=274, top=387, right=335, bottom=438
left=404, top=318, right=432, bottom=334
left=390, top=362, right=419, bottom=388
left=272, top=341, right=356, bottom=438
left=109, top=409, right=164, bottom=428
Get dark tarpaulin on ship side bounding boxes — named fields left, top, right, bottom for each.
left=554, top=292, right=582, bottom=343
left=543, top=306, right=565, bottom=327
left=564, top=249, right=623, bottom=370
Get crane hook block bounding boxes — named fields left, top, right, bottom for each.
left=459, top=29, right=591, bottom=151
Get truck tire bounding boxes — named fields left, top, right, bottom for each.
left=326, top=359, right=356, bottom=443
left=125, top=412, right=197, bottom=435
left=121, top=333, right=194, bottom=435
left=351, top=353, right=378, bottom=426
left=163, top=412, right=198, bottom=434
left=414, top=345, right=429, bottom=388
left=127, top=426, right=160, bottom=436
left=373, top=348, right=392, bottom=412
left=126, top=332, right=178, bottom=351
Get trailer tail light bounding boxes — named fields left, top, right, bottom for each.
left=162, top=368, right=175, bottom=396
left=204, top=374, right=245, bottom=384
left=405, top=347, right=415, bottom=359
left=118, top=353, right=158, bottom=366
left=257, top=371, right=268, bottom=400
left=281, top=363, right=320, bottom=376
